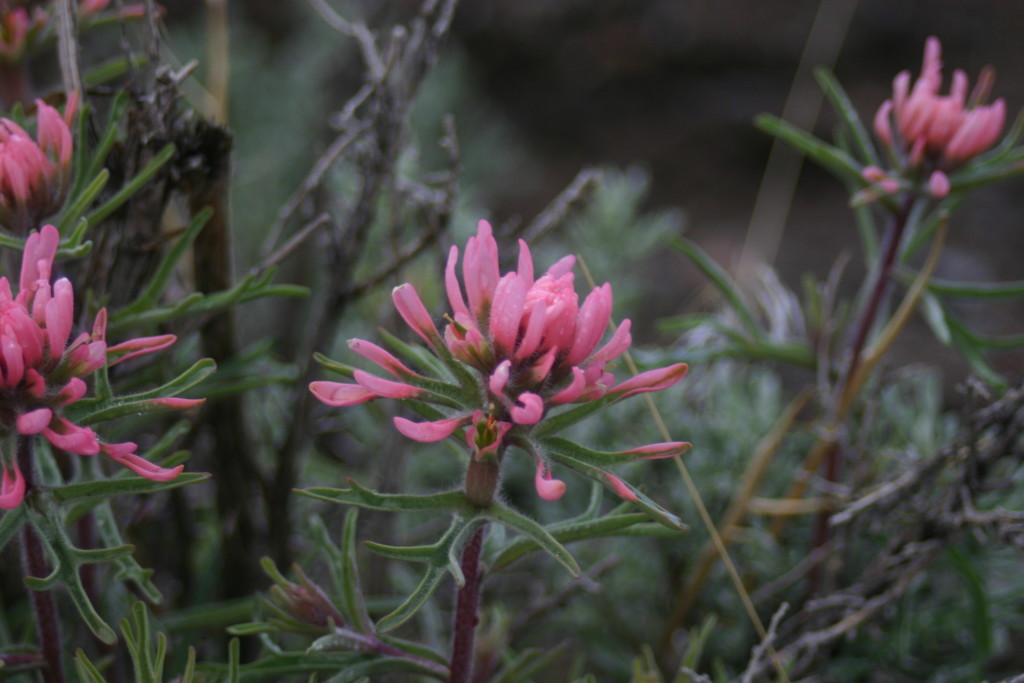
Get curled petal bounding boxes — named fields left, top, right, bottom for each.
left=107, top=334, right=176, bottom=366
left=354, top=369, right=420, bottom=399
left=587, top=318, right=632, bottom=368
left=873, top=100, right=893, bottom=147
left=535, top=462, right=566, bottom=501
left=488, top=359, right=511, bottom=397
left=548, top=366, right=586, bottom=405
left=24, top=368, right=45, bottom=397
left=393, top=415, right=468, bottom=442
left=101, top=442, right=183, bottom=482
left=445, top=245, right=470, bottom=320
left=0, top=464, right=25, bottom=510
left=348, top=339, right=418, bottom=378
left=514, top=301, right=546, bottom=360
left=392, top=284, right=443, bottom=351
left=510, top=392, right=544, bottom=425
left=310, top=381, right=375, bottom=407
left=17, top=407, right=52, bottom=434
left=43, top=417, right=100, bottom=455
left=609, top=363, right=688, bottom=401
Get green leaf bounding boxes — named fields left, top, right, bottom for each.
left=490, top=643, right=567, bottom=683
left=920, top=292, right=952, bottom=346
left=545, top=450, right=687, bottom=531
left=340, top=509, right=373, bottom=633
left=114, top=207, right=213, bottom=319
left=947, top=545, right=992, bottom=671
left=299, top=480, right=470, bottom=512
left=670, top=237, right=762, bottom=341
left=57, top=169, right=110, bottom=234
left=92, top=501, right=163, bottom=603
left=74, top=650, right=107, bottom=682
left=926, top=275, right=1024, bottom=299
left=755, top=113, right=864, bottom=183
left=0, top=506, right=27, bottom=553
left=541, top=436, right=690, bottom=467
left=484, top=501, right=581, bottom=577
left=67, top=358, right=216, bottom=425
left=374, top=515, right=483, bottom=632
left=491, top=513, right=680, bottom=572
left=814, top=68, right=880, bottom=168
left=84, top=143, right=176, bottom=229
left=52, top=472, right=209, bottom=505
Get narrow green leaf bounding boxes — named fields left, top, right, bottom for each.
left=671, top=237, right=763, bottom=341
left=341, top=509, right=373, bottom=634
left=52, top=471, right=209, bottom=505
left=755, top=114, right=864, bottom=183
left=83, top=91, right=129, bottom=185
left=299, top=480, right=470, bottom=512
left=57, top=169, right=110, bottom=233
left=84, top=143, right=176, bottom=229
left=926, top=275, right=1024, bottom=299
left=484, top=501, right=580, bottom=576
left=74, top=650, right=107, bottom=682
left=814, top=68, right=880, bottom=167
left=114, top=207, right=213, bottom=318
left=0, top=506, right=27, bottom=553
left=490, top=644, right=566, bottom=683
left=920, top=292, right=952, bottom=346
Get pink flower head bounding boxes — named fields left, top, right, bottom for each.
left=0, top=225, right=185, bottom=509
left=0, top=97, right=76, bottom=234
left=311, top=220, right=689, bottom=523
left=0, top=6, right=46, bottom=63
left=874, top=36, right=1005, bottom=170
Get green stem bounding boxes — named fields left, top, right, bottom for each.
left=18, top=439, right=65, bottom=683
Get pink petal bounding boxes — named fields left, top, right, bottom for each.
left=514, top=301, right=546, bottom=360
left=604, top=473, right=638, bottom=502
left=928, top=170, right=950, bottom=198
left=101, top=442, right=183, bottom=482
left=587, top=318, right=632, bottom=368
left=534, top=462, right=566, bottom=501
left=516, top=239, right=534, bottom=288
left=393, top=415, right=468, bottom=442
left=510, top=392, right=544, bottom=425
left=0, top=464, right=25, bottom=509
left=463, top=221, right=500, bottom=322
left=549, top=367, right=586, bottom=405
left=43, top=417, right=100, bottom=455
left=149, top=397, right=206, bottom=410
left=545, top=254, right=576, bottom=279
left=873, top=100, right=893, bottom=147
left=45, top=277, right=74, bottom=355
left=609, top=363, right=688, bottom=401
left=19, top=225, right=59, bottom=294
left=444, top=245, right=469, bottom=320
left=309, top=381, right=375, bottom=407
left=392, top=284, right=443, bottom=351
left=489, top=273, right=527, bottom=357
left=566, top=283, right=612, bottom=366
left=348, top=339, right=417, bottom=378
left=353, top=369, right=420, bottom=399
left=621, top=441, right=693, bottom=460
left=16, top=407, right=52, bottom=434
left=488, top=359, right=511, bottom=397
left=107, top=333, right=176, bottom=366
left=1, top=334, right=25, bottom=387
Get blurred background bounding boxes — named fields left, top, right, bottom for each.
left=157, top=0, right=1024, bottom=389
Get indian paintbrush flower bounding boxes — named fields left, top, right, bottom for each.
left=872, top=35, right=1006, bottom=199
left=0, top=95, right=76, bottom=233
left=0, top=225, right=194, bottom=509
left=311, top=220, right=689, bottom=511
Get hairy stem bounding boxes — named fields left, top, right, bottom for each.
left=18, top=439, right=65, bottom=683
left=449, top=526, right=485, bottom=683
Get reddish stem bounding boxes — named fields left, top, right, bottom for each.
left=18, top=439, right=65, bottom=683
left=449, top=526, right=485, bottom=683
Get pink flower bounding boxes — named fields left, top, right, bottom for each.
left=874, top=36, right=1005, bottom=170
left=0, top=225, right=187, bottom=510
left=0, top=96, right=77, bottom=234
left=311, top=220, right=689, bottom=510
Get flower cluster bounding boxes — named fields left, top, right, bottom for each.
left=0, top=96, right=75, bottom=233
left=312, top=220, right=689, bottom=507
left=0, top=225, right=195, bottom=509
left=869, top=36, right=1005, bottom=199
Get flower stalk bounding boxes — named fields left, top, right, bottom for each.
left=449, top=526, right=485, bottom=683
left=17, top=438, right=65, bottom=683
